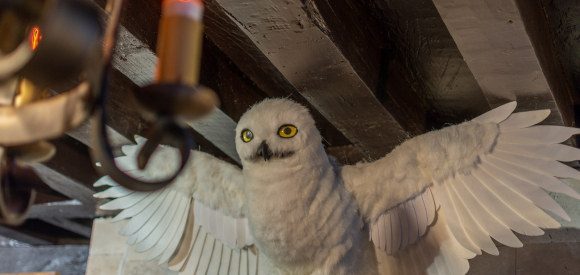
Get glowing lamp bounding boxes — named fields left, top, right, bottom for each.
left=29, top=27, right=41, bottom=50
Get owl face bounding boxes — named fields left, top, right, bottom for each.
left=235, top=98, right=321, bottom=164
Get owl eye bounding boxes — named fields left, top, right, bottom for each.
left=278, top=125, right=298, bottom=138
left=241, top=129, right=253, bottom=142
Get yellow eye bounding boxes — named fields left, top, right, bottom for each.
left=278, top=125, right=298, bottom=138
left=241, top=129, right=253, bottom=142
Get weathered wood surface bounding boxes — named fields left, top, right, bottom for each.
left=94, top=0, right=579, bottom=157
left=106, top=11, right=353, bottom=158
left=29, top=163, right=96, bottom=206
left=26, top=136, right=100, bottom=206
left=97, top=0, right=409, bottom=158
left=0, top=225, right=53, bottom=245
left=432, top=0, right=565, bottom=126
left=112, top=25, right=242, bottom=162
left=79, top=1, right=244, bottom=163
left=28, top=201, right=96, bottom=219
left=360, top=0, right=491, bottom=129
left=92, top=0, right=505, bottom=159
left=203, top=0, right=494, bottom=152
left=38, top=217, right=92, bottom=238
left=202, top=0, right=353, bottom=147
left=204, top=0, right=410, bottom=159
left=515, top=0, right=580, bottom=129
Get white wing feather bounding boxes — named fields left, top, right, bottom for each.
left=94, top=138, right=257, bottom=274
left=360, top=102, right=580, bottom=275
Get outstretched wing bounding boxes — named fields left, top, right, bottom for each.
left=341, top=102, right=580, bottom=274
left=94, top=136, right=259, bottom=274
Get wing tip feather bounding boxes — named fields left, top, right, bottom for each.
left=473, top=101, right=517, bottom=123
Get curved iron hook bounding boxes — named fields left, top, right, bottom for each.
left=0, top=151, right=37, bottom=226
left=87, top=0, right=198, bottom=192
left=91, top=106, right=194, bottom=192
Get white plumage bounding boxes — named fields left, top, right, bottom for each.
left=94, top=99, right=580, bottom=274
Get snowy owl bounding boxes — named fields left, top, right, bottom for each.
left=94, top=98, right=580, bottom=275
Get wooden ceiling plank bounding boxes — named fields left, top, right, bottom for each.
left=328, top=0, right=493, bottom=132
left=95, top=0, right=353, bottom=148
left=28, top=201, right=96, bottom=219
left=205, top=0, right=409, bottom=158
left=514, top=0, right=580, bottom=128
left=66, top=121, right=131, bottom=150
left=431, top=0, right=565, bottom=125
left=37, top=217, right=92, bottom=238
left=201, top=1, right=353, bottom=146
left=27, top=163, right=97, bottom=206
left=15, top=135, right=102, bottom=207
left=0, top=225, right=53, bottom=245
left=93, top=0, right=356, bottom=152
left=106, top=13, right=242, bottom=163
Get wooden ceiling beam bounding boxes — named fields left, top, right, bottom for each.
left=111, top=24, right=242, bottom=162
left=24, top=135, right=103, bottom=207
left=101, top=0, right=492, bottom=158
left=201, top=0, right=411, bottom=159
left=29, top=162, right=97, bottom=206
left=192, top=0, right=494, bottom=156
left=201, top=1, right=353, bottom=147
left=89, top=1, right=241, bottom=162
left=431, top=0, right=569, bottom=126
left=106, top=0, right=493, bottom=145
left=515, top=0, right=580, bottom=128
left=0, top=225, right=53, bottom=245
left=28, top=201, right=96, bottom=219
left=1, top=218, right=93, bottom=244
left=37, top=217, right=92, bottom=238
left=350, top=0, right=493, bottom=131
left=95, top=0, right=354, bottom=150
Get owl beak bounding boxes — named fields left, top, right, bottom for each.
left=261, top=141, right=271, bottom=161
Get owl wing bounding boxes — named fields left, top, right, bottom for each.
left=94, top=136, right=260, bottom=274
left=341, top=102, right=580, bottom=274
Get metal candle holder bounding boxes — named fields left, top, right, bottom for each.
left=0, top=0, right=218, bottom=224
left=90, top=0, right=219, bottom=192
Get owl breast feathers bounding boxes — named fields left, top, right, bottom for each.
left=95, top=99, right=580, bottom=275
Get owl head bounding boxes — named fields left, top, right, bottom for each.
left=235, top=98, right=322, bottom=165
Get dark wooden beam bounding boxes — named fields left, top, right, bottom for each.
left=202, top=2, right=353, bottom=146
left=431, top=0, right=566, bottom=126
left=9, top=138, right=99, bottom=238
left=38, top=217, right=92, bottom=238
left=42, top=136, right=101, bottom=193
left=0, top=225, right=53, bottom=245
left=102, top=6, right=243, bottom=162
left=42, top=0, right=240, bottom=164
left=24, top=137, right=99, bottom=207
left=202, top=0, right=494, bottom=138
left=100, top=67, right=241, bottom=164
left=8, top=219, right=92, bottom=244
left=515, top=0, right=580, bottom=129
left=360, top=0, right=492, bottom=129
left=33, top=188, right=70, bottom=205
left=28, top=201, right=96, bottom=219
left=204, top=0, right=414, bottom=159
left=28, top=163, right=97, bottom=206
left=110, top=0, right=497, bottom=158
left=301, top=0, right=429, bottom=136
left=96, top=0, right=353, bottom=148
left=25, top=136, right=100, bottom=207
